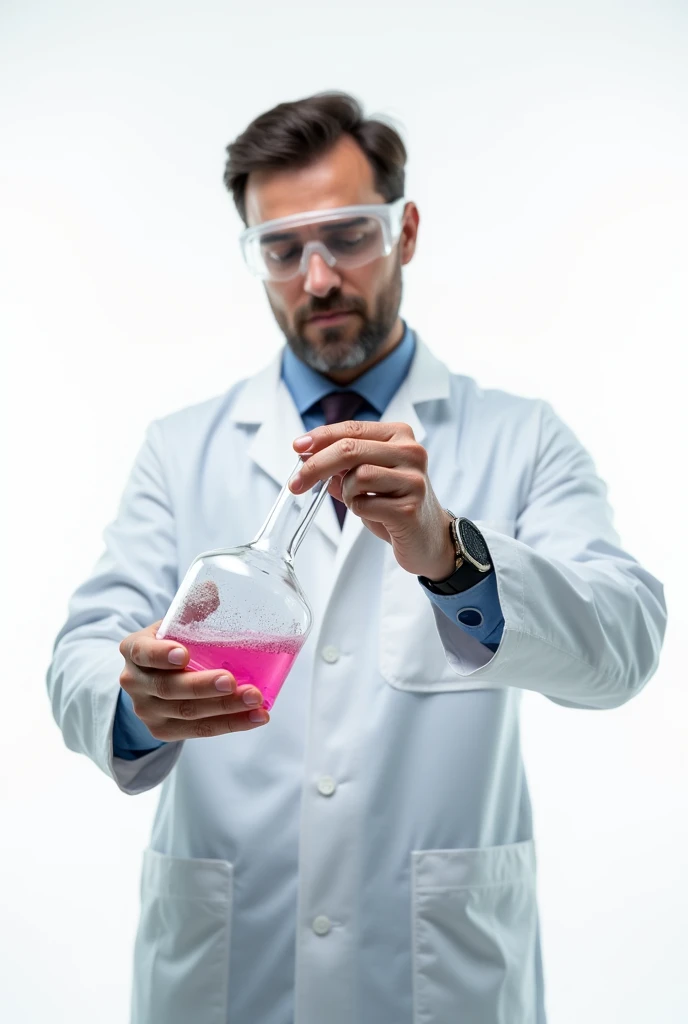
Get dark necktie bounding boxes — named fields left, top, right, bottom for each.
left=319, top=390, right=367, bottom=527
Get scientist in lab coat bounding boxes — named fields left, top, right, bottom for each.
left=47, top=92, right=666, bottom=1024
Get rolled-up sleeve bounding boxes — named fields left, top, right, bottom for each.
left=422, top=572, right=504, bottom=652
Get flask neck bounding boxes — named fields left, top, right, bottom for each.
left=249, top=458, right=331, bottom=564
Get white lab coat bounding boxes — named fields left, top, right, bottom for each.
left=47, top=337, right=666, bottom=1024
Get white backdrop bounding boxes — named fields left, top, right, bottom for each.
left=1, top=1, right=686, bottom=1021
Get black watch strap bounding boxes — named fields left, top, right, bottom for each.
left=418, top=560, right=491, bottom=595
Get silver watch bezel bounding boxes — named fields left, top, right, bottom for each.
left=445, top=510, right=492, bottom=574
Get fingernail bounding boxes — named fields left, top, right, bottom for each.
left=242, top=689, right=262, bottom=706
left=290, top=473, right=303, bottom=492
left=168, top=648, right=186, bottom=665
left=294, top=435, right=313, bottom=450
left=248, top=709, right=268, bottom=723
left=215, top=675, right=234, bottom=692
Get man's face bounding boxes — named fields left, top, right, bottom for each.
left=243, top=135, right=417, bottom=375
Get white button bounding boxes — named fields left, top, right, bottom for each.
left=317, top=776, right=337, bottom=797
left=321, top=645, right=340, bottom=664
left=312, top=915, right=332, bottom=936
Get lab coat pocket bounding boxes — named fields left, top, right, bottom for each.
left=412, top=839, right=538, bottom=1024
left=379, top=519, right=515, bottom=693
left=131, top=848, right=233, bottom=1024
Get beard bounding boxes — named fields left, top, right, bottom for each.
left=269, top=253, right=402, bottom=374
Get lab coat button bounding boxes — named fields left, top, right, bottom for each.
left=457, top=607, right=484, bottom=627
left=321, top=645, right=340, bottom=663
left=312, top=915, right=332, bottom=936
left=317, top=776, right=336, bottom=797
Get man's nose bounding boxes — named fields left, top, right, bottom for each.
left=303, top=251, right=342, bottom=297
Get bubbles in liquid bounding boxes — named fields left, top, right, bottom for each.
left=178, top=580, right=221, bottom=625
left=172, top=577, right=304, bottom=643
left=169, top=625, right=304, bottom=657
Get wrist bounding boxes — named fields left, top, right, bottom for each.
left=422, top=512, right=459, bottom=582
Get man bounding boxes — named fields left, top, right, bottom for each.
left=47, top=93, right=666, bottom=1024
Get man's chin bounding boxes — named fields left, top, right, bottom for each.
left=295, top=328, right=369, bottom=373
left=307, top=342, right=368, bottom=373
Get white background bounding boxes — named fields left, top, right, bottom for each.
left=1, top=1, right=686, bottom=1021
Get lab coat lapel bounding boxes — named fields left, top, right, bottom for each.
left=230, top=349, right=342, bottom=548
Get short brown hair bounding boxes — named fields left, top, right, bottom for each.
left=224, top=91, right=407, bottom=224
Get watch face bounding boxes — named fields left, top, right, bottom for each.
left=458, top=519, right=491, bottom=569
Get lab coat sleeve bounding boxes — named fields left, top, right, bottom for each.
left=429, top=401, right=667, bottom=708
left=45, top=421, right=184, bottom=793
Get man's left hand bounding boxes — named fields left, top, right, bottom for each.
left=290, top=420, right=456, bottom=580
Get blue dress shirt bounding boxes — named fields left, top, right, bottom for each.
left=113, top=324, right=504, bottom=759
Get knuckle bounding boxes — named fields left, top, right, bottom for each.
left=119, top=667, right=135, bottom=692
left=398, top=440, right=422, bottom=463
left=218, top=696, right=236, bottom=714
left=410, top=442, right=428, bottom=469
left=356, top=462, right=377, bottom=485
left=151, top=673, right=172, bottom=700
left=129, top=638, right=148, bottom=666
left=129, top=694, right=147, bottom=717
left=177, top=699, right=197, bottom=720
left=413, top=469, right=428, bottom=493
left=339, top=436, right=360, bottom=457
left=130, top=638, right=142, bottom=662
left=147, top=721, right=170, bottom=741
left=193, top=719, right=214, bottom=739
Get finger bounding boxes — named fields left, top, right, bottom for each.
left=136, top=667, right=240, bottom=701
left=345, top=492, right=415, bottom=522
left=149, top=685, right=266, bottom=721
left=340, top=464, right=420, bottom=505
left=293, top=419, right=410, bottom=454
left=124, top=628, right=192, bottom=672
left=291, top=436, right=420, bottom=494
left=153, top=708, right=270, bottom=741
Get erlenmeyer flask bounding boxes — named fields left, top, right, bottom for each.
left=156, top=457, right=332, bottom=711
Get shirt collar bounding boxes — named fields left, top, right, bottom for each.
left=281, top=321, right=416, bottom=417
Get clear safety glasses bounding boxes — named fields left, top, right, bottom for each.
left=239, top=197, right=407, bottom=282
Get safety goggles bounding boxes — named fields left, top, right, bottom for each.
left=239, top=197, right=407, bottom=282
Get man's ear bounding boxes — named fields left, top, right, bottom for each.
left=400, top=202, right=420, bottom=266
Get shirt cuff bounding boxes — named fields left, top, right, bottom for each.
left=113, top=688, right=166, bottom=761
left=420, top=570, right=505, bottom=649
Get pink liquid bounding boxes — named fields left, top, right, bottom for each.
left=167, top=632, right=304, bottom=711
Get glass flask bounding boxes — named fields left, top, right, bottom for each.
left=156, top=457, right=332, bottom=711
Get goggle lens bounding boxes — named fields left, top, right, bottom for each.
left=258, top=217, right=384, bottom=281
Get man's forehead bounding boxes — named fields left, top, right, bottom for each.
left=244, top=136, right=384, bottom=227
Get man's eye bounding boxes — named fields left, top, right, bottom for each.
left=330, top=232, right=366, bottom=250
left=326, top=230, right=377, bottom=256
left=264, top=245, right=301, bottom=264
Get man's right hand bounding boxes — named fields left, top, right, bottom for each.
left=119, top=621, right=270, bottom=741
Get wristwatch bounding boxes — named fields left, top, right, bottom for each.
left=418, top=511, right=494, bottom=595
